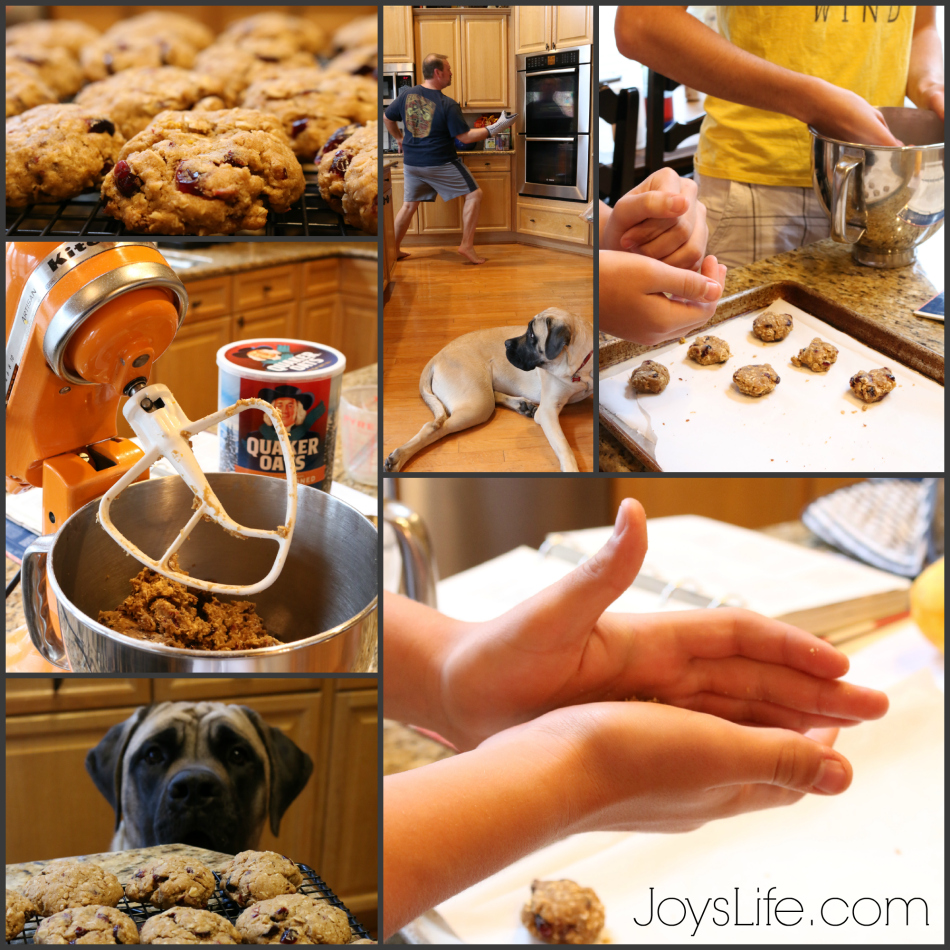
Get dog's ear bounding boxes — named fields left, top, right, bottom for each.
left=544, top=316, right=572, bottom=360
left=85, top=705, right=151, bottom=832
left=242, top=707, right=314, bottom=837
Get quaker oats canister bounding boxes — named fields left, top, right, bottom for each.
left=216, top=338, right=346, bottom=491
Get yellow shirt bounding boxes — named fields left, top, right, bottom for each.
left=695, top=5, right=915, bottom=187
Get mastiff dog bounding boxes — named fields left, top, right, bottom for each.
left=384, top=307, right=593, bottom=472
left=86, top=702, right=313, bottom=853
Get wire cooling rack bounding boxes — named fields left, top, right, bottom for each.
left=10, top=862, right=372, bottom=944
left=5, top=178, right=364, bottom=238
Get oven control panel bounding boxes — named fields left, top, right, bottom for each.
left=525, top=48, right=580, bottom=70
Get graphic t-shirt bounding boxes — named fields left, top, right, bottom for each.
left=384, top=84, right=470, bottom=166
left=695, top=5, right=916, bottom=187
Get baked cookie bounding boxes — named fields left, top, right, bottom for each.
left=331, top=15, right=378, bottom=54
left=241, top=69, right=376, bottom=161
left=109, top=11, right=214, bottom=48
left=6, top=44, right=85, bottom=98
left=317, top=122, right=377, bottom=231
left=687, top=335, right=731, bottom=365
left=327, top=44, right=378, bottom=79
left=6, top=890, right=36, bottom=941
left=124, top=855, right=215, bottom=909
left=6, top=19, right=101, bottom=59
left=791, top=337, right=838, bottom=372
left=5, top=60, right=57, bottom=118
left=74, top=67, right=228, bottom=139
left=81, top=32, right=203, bottom=83
left=6, top=104, right=125, bottom=207
left=220, top=850, right=302, bottom=908
left=33, top=905, right=138, bottom=945
left=630, top=359, right=670, bottom=394
left=23, top=862, right=124, bottom=917
left=752, top=311, right=794, bottom=342
left=192, top=43, right=316, bottom=103
left=235, top=895, right=352, bottom=945
left=341, top=145, right=378, bottom=234
left=521, top=879, right=605, bottom=945
left=220, top=13, right=326, bottom=57
left=733, top=363, right=780, bottom=396
left=139, top=907, right=241, bottom=945
left=849, top=367, right=896, bottom=403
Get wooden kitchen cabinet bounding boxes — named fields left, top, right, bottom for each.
left=515, top=5, right=552, bottom=54
left=389, top=165, right=418, bottom=235
left=460, top=14, right=509, bottom=110
left=233, top=264, right=297, bottom=310
left=515, top=6, right=592, bottom=53
left=553, top=6, right=593, bottom=48
left=517, top=200, right=589, bottom=244
left=179, top=275, right=231, bottom=322
left=153, top=679, right=324, bottom=702
left=383, top=4, right=414, bottom=62
left=469, top=171, right=512, bottom=231
left=6, top=679, right=150, bottom=717
left=414, top=14, right=463, bottom=106
left=383, top=169, right=396, bottom=289
left=420, top=192, right=464, bottom=234
left=412, top=154, right=511, bottom=237
left=234, top=300, right=296, bottom=341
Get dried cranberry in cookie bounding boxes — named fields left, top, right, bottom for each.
left=33, top=905, right=138, bottom=945
left=849, top=367, right=896, bottom=403
left=235, top=894, right=352, bottom=945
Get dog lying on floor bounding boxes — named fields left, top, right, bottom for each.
left=384, top=307, right=593, bottom=472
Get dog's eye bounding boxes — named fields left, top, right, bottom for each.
left=144, top=747, right=164, bottom=765
left=229, top=747, right=248, bottom=765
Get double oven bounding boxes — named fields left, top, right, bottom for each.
left=516, top=45, right=591, bottom=202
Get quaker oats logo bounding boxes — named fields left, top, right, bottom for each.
left=405, top=93, right=436, bottom=139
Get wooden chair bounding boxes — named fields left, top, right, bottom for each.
left=598, top=84, right=639, bottom=207
left=643, top=69, right=704, bottom=180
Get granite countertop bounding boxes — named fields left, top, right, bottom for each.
left=600, top=235, right=945, bottom=471
left=162, top=242, right=377, bottom=282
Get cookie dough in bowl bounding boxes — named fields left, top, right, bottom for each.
left=139, top=907, right=242, bottom=945
left=752, top=311, right=794, bottom=342
left=850, top=367, right=896, bottom=403
left=630, top=359, right=670, bottom=393
left=124, top=855, right=216, bottom=909
left=23, top=861, right=123, bottom=916
left=521, top=879, right=605, bottom=945
left=733, top=363, right=780, bottom=396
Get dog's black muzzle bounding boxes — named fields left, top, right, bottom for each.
left=505, top=334, right=542, bottom=372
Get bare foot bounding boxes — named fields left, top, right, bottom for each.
left=457, top=246, right=486, bottom=265
left=397, top=250, right=411, bottom=260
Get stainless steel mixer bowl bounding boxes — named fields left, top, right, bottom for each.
left=22, top=474, right=377, bottom=672
left=810, top=107, right=944, bottom=267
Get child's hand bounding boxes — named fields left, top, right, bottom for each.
left=599, top=249, right=727, bottom=344
left=602, top=168, right=708, bottom=271
left=439, top=500, right=888, bottom=751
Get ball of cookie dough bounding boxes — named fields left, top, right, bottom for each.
left=849, top=367, right=896, bottom=403
left=124, top=855, right=215, bottom=910
left=33, top=905, right=138, bottom=945
left=752, top=311, right=793, bottom=342
left=7, top=889, right=36, bottom=941
left=235, top=894, right=352, bottom=945
left=521, top=879, right=605, bottom=945
left=23, top=862, right=123, bottom=917
left=687, top=335, right=731, bottom=365
left=791, top=337, right=838, bottom=372
left=220, top=851, right=302, bottom=908
left=630, top=359, right=670, bottom=394
left=140, top=907, right=242, bottom=944
left=733, top=363, right=780, bottom=396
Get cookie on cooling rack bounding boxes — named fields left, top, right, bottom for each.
left=6, top=104, right=125, bottom=208
left=139, top=907, right=242, bottom=945
left=124, top=855, right=215, bottom=910
left=219, top=13, right=326, bottom=57
left=5, top=19, right=101, bottom=59
left=235, top=894, right=352, bottom=945
left=330, top=15, right=378, bottom=54
left=33, top=905, right=139, bottom=945
left=23, top=861, right=124, bottom=917
left=6, top=44, right=85, bottom=99
left=317, top=121, right=377, bottom=233
left=220, top=851, right=303, bottom=908
left=6, top=890, right=36, bottom=942
left=5, top=60, right=57, bottom=118
left=100, top=109, right=305, bottom=236
left=192, top=44, right=316, bottom=104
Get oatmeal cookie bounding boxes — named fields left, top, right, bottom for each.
left=6, top=19, right=101, bottom=59
left=111, top=12, right=213, bottom=48
left=193, top=43, right=316, bottom=103
left=220, top=851, right=302, bottom=908
left=139, top=907, right=241, bottom=944
left=74, top=67, right=228, bottom=139
left=630, top=359, right=670, bottom=394
left=220, top=13, right=326, bottom=57
left=81, top=32, right=203, bottom=82
left=521, top=879, right=605, bottom=945
left=33, top=905, right=138, bottom=945
left=23, top=862, right=123, bottom=917
left=6, top=890, right=36, bottom=941
left=341, top=146, right=378, bottom=234
left=317, top=122, right=377, bottom=229
left=687, top=334, right=731, bottom=365
left=7, top=44, right=85, bottom=99
left=6, top=104, right=125, bottom=207
left=6, top=60, right=57, bottom=118
left=98, top=549, right=282, bottom=645
left=849, top=367, right=896, bottom=403
left=733, top=363, right=780, bottom=396
left=241, top=69, right=376, bottom=161
left=327, top=44, right=378, bottom=78
left=791, top=337, right=838, bottom=372
left=331, top=15, right=378, bottom=53
left=235, top=895, right=351, bottom=945
left=124, top=855, right=215, bottom=909
left=752, top=311, right=794, bottom=342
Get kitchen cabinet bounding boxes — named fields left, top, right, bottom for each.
left=389, top=164, right=418, bottom=236
left=414, top=14, right=462, bottom=106
left=420, top=191, right=464, bottom=234
left=415, top=154, right=512, bottom=237
left=383, top=167, right=396, bottom=289
left=517, top=199, right=590, bottom=245
left=460, top=14, right=509, bottom=110
left=6, top=679, right=151, bottom=717
left=515, top=6, right=592, bottom=53
left=469, top=171, right=512, bottom=231
left=383, top=4, right=414, bottom=62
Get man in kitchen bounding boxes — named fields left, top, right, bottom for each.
left=384, top=53, right=518, bottom=265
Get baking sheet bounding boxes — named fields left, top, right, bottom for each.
left=599, top=299, right=944, bottom=472
left=430, top=624, right=944, bottom=944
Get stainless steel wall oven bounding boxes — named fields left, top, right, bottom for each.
left=383, top=62, right=415, bottom=153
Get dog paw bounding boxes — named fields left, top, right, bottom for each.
left=383, top=453, right=399, bottom=472
left=518, top=401, right=539, bottom=418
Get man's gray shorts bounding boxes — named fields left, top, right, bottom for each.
left=403, top=160, right=478, bottom=202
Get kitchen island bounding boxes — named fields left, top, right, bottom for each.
left=599, top=235, right=945, bottom=472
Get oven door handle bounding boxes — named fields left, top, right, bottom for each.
left=525, top=137, right=575, bottom=142
left=527, top=67, right=577, bottom=77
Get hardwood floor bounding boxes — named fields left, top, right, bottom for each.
left=383, top=244, right=594, bottom=472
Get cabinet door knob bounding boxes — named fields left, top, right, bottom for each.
left=529, top=218, right=536, bottom=222
left=566, top=224, right=572, bottom=228
left=192, top=299, right=202, bottom=308
left=237, top=315, right=245, bottom=328
left=263, top=285, right=272, bottom=293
